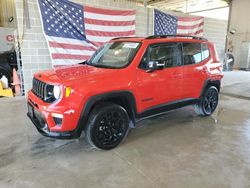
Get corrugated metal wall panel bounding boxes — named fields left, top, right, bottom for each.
left=203, top=18, right=227, bottom=60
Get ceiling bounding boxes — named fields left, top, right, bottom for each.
left=135, top=0, right=230, bottom=13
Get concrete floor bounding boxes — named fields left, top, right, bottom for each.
left=1, top=71, right=250, bottom=188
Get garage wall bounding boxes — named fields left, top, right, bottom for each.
left=203, top=17, right=227, bottom=60
left=228, top=0, right=250, bottom=68
left=15, top=0, right=226, bottom=92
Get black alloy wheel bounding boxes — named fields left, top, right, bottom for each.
left=86, top=103, right=130, bottom=150
left=202, top=87, right=219, bottom=115
left=195, top=86, right=219, bottom=116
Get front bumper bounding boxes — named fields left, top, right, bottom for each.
left=27, top=104, right=78, bottom=139
left=27, top=90, right=83, bottom=139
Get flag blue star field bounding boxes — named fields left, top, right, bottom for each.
left=154, top=9, right=204, bottom=36
left=38, top=0, right=136, bottom=66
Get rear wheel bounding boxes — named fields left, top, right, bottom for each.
left=85, top=103, right=130, bottom=150
left=195, top=86, right=219, bottom=116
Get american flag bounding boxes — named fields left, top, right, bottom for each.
left=38, top=0, right=136, bottom=66
left=154, top=9, right=204, bottom=36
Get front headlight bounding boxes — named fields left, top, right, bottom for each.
left=53, top=85, right=61, bottom=100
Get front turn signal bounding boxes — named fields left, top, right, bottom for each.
left=65, top=87, right=72, bottom=97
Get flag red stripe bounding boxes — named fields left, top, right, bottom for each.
left=182, top=29, right=204, bottom=36
left=52, top=53, right=91, bottom=60
left=178, top=16, right=203, bottom=22
left=84, top=18, right=135, bottom=26
left=177, top=22, right=204, bottom=30
left=84, top=6, right=135, bottom=16
left=89, top=41, right=106, bottom=47
left=85, top=30, right=135, bottom=37
left=49, top=41, right=96, bottom=51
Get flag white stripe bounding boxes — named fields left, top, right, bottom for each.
left=177, top=30, right=203, bottom=35
left=53, top=59, right=85, bottom=66
left=177, top=26, right=204, bottom=33
left=84, top=12, right=136, bottom=21
left=87, top=35, right=135, bottom=43
left=85, top=24, right=135, bottom=32
left=178, top=19, right=204, bottom=26
left=47, top=36, right=97, bottom=48
left=50, top=48, right=94, bottom=56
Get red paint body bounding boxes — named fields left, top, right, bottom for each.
left=27, top=37, right=223, bottom=135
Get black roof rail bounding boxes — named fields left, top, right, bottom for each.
left=111, top=36, right=142, bottom=40
left=145, top=35, right=208, bottom=41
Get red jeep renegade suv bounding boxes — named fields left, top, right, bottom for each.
left=27, top=35, right=223, bottom=150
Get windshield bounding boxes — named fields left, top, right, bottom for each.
left=87, top=41, right=140, bottom=68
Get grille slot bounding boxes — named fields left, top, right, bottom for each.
left=32, top=78, right=49, bottom=101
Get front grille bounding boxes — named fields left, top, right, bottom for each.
left=32, top=78, right=54, bottom=102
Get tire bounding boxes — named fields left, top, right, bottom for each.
left=0, top=62, right=12, bottom=72
left=85, top=103, right=130, bottom=150
left=195, top=86, right=219, bottom=116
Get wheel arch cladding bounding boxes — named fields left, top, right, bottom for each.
left=201, top=79, right=221, bottom=98
left=207, top=80, right=221, bottom=92
left=78, top=91, right=137, bottom=133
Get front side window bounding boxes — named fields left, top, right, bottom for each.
left=87, top=41, right=140, bottom=68
left=140, top=43, right=182, bottom=69
left=183, top=43, right=202, bottom=65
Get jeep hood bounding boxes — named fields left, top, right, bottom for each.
left=34, top=64, right=118, bottom=84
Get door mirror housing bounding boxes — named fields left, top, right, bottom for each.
left=146, top=61, right=164, bottom=72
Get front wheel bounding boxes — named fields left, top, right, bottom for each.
left=85, top=103, right=130, bottom=150
left=195, top=86, right=219, bottom=116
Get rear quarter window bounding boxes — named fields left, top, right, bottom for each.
left=201, top=43, right=210, bottom=60
left=182, top=42, right=210, bottom=65
left=183, top=43, right=202, bottom=65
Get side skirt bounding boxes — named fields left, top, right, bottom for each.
left=136, top=98, right=198, bottom=122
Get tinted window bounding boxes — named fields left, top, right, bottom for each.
left=140, top=43, right=182, bottom=69
left=183, top=43, right=202, bottom=65
left=201, top=43, right=210, bottom=60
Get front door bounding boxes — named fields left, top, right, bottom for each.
left=136, top=42, right=183, bottom=113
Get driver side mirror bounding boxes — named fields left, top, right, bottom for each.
left=146, top=61, right=165, bottom=73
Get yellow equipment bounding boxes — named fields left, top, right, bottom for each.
left=0, top=81, right=13, bottom=97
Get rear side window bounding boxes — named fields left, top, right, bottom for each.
left=183, top=43, right=202, bottom=65
left=201, top=43, right=210, bottom=60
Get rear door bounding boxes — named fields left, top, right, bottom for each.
left=136, top=42, right=183, bottom=112
left=180, top=42, right=210, bottom=99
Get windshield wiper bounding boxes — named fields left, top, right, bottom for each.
left=79, top=60, right=114, bottom=69
left=78, top=60, right=96, bottom=67
left=78, top=60, right=87, bottom=65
